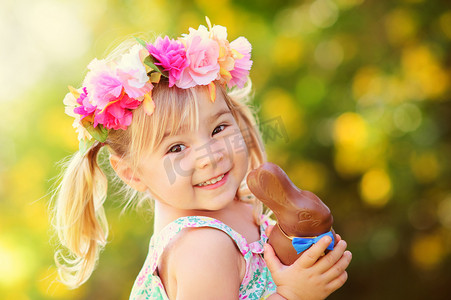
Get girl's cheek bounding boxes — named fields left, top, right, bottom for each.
left=179, top=155, right=195, bottom=176
left=172, top=152, right=196, bottom=180
left=229, top=133, right=248, bottom=156
left=160, top=152, right=193, bottom=186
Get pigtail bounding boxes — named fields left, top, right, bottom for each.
left=52, top=143, right=108, bottom=288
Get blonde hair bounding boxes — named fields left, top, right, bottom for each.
left=52, top=45, right=266, bottom=289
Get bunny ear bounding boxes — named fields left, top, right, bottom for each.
left=247, top=166, right=290, bottom=211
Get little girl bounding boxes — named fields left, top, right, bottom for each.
left=54, top=18, right=352, bottom=299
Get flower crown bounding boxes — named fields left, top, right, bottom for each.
left=64, top=17, right=253, bottom=154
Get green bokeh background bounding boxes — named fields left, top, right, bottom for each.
left=1, top=0, right=450, bottom=299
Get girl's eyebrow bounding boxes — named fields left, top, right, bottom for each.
left=208, top=108, right=232, bottom=124
left=162, top=109, right=232, bottom=140
left=162, top=126, right=188, bottom=140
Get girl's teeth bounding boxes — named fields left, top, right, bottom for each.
left=198, top=174, right=225, bottom=186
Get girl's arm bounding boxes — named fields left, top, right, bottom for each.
left=264, top=235, right=352, bottom=300
left=161, top=227, right=244, bottom=300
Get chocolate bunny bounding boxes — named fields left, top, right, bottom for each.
left=247, top=162, right=336, bottom=265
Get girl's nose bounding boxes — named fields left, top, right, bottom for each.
left=195, top=139, right=225, bottom=169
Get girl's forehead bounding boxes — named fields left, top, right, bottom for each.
left=164, top=90, right=230, bottom=133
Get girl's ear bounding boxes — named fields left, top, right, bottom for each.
left=109, top=154, right=147, bottom=192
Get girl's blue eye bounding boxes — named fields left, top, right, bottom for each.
left=212, top=125, right=226, bottom=135
left=167, top=144, right=186, bottom=153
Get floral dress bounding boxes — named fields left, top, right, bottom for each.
left=129, top=215, right=277, bottom=299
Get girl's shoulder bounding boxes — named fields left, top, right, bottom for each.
left=157, top=216, right=251, bottom=264
left=162, top=220, right=246, bottom=265
left=157, top=218, right=247, bottom=298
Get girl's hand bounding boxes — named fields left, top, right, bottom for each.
left=264, top=235, right=352, bottom=300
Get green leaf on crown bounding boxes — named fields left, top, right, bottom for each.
left=134, top=37, right=148, bottom=49
left=144, top=56, right=169, bottom=78
left=81, top=119, right=109, bottom=143
left=134, top=36, right=169, bottom=79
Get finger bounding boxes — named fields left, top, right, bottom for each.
left=294, top=235, right=333, bottom=268
left=263, top=243, right=285, bottom=274
left=326, top=271, right=348, bottom=293
left=315, top=240, right=348, bottom=273
left=265, top=225, right=274, bottom=237
left=323, top=250, right=352, bottom=283
left=335, top=234, right=342, bottom=243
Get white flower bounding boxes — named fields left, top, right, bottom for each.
left=117, top=45, right=153, bottom=99
left=63, top=90, right=93, bottom=142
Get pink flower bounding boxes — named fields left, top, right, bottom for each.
left=94, top=93, right=141, bottom=130
left=208, top=25, right=235, bottom=82
left=228, top=37, right=253, bottom=89
left=80, top=46, right=155, bottom=131
left=84, top=46, right=152, bottom=110
left=146, top=36, right=189, bottom=87
left=84, top=59, right=123, bottom=109
left=176, top=28, right=220, bottom=89
left=73, top=88, right=97, bottom=119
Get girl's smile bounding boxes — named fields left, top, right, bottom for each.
left=194, top=171, right=229, bottom=189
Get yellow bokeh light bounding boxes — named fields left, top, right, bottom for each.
left=402, top=44, right=449, bottom=99
left=393, top=102, right=422, bottom=132
left=0, top=239, right=35, bottom=287
left=384, top=8, right=417, bottom=45
left=314, top=38, right=344, bottom=70
left=272, top=35, right=304, bottom=70
left=352, top=66, right=382, bottom=100
left=360, top=168, right=392, bottom=207
left=353, top=65, right=425, bottom=104
left=261, top=88, right=305, bottom=141
left=309, top=0, right=339, bottom=28
left=266, top=147, right=291, bottom=168
left=334, top=147, right=366, bottom=176
left=332, top=112, right=386, bottom=177
left=411, top=232, right=446, bottom=270
left=288, top=160, right=327, bottom=193
left=384, top=75, right=409, bottom=104
left=410, top=151, right=439, bottom=183
left=333, top=112, right=368, bottom=149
